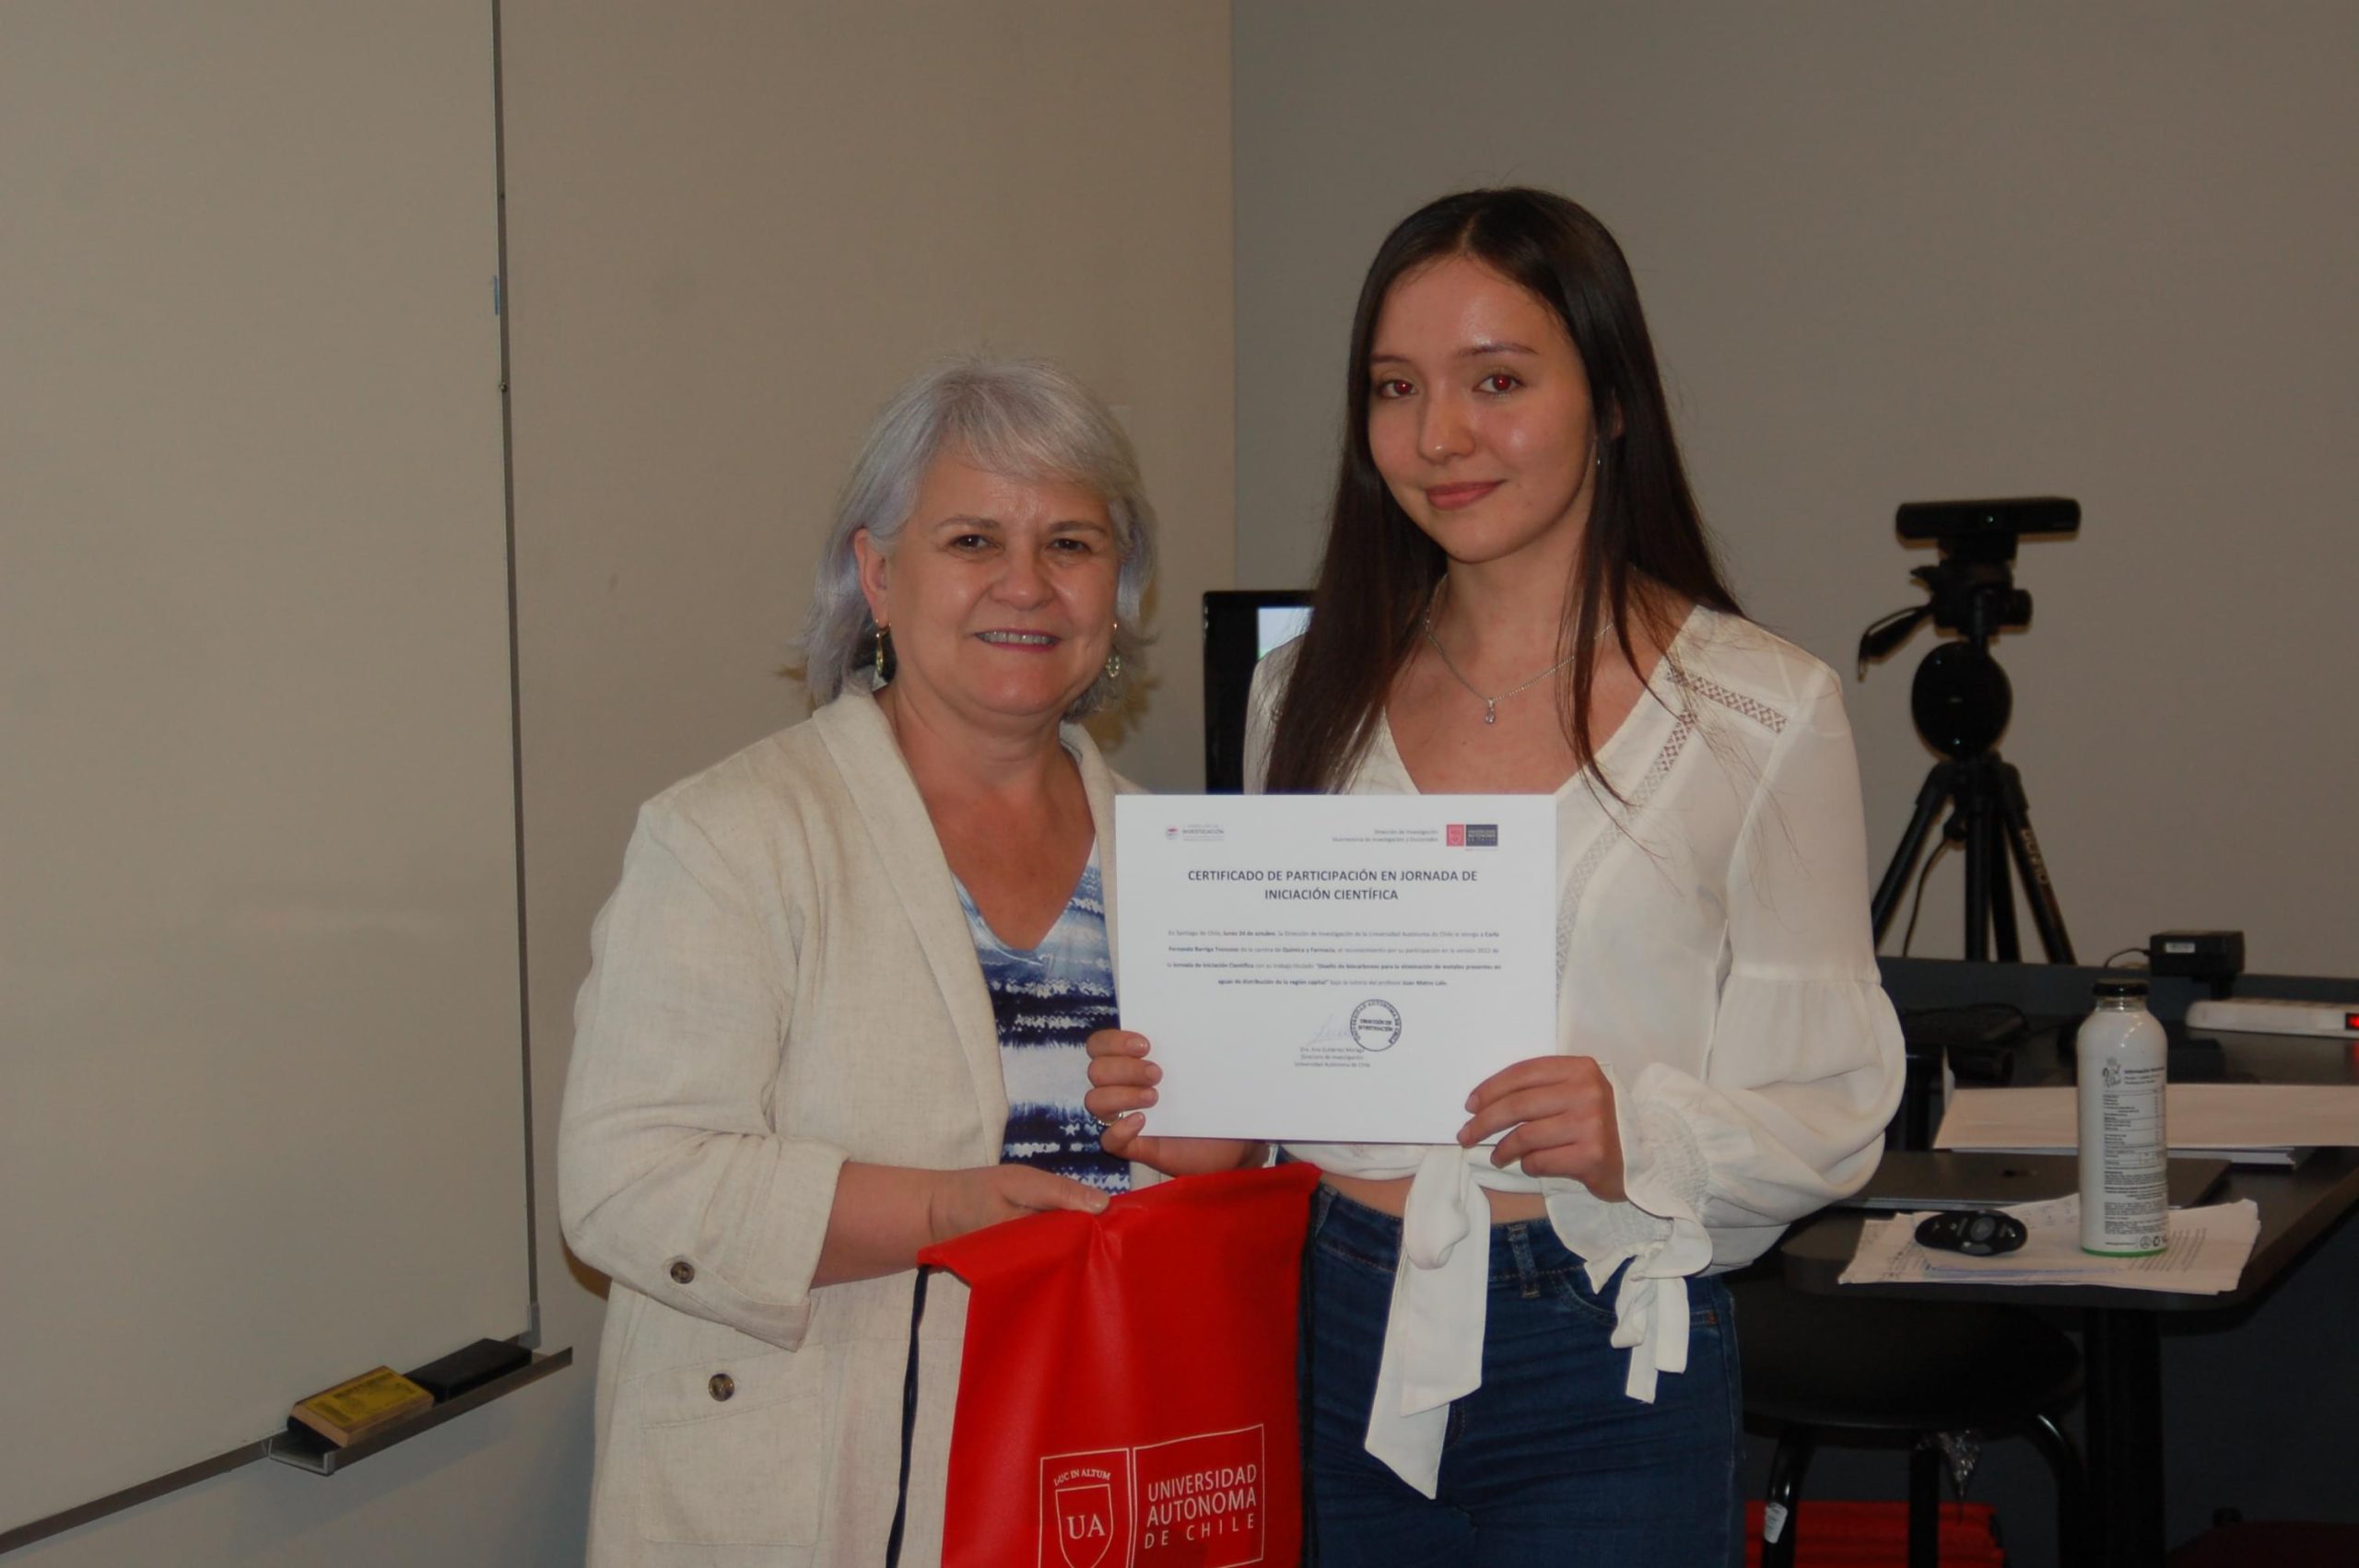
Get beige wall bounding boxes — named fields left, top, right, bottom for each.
left=18, top=5, right=1231, bottom=1564
left=509, top=2, right=1234, bottom=808
left=1235, top=2, right=2358, bottom=977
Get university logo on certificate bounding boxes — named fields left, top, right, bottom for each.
left=1113, top=795, right=1555, bottom=1143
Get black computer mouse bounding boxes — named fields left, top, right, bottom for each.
left=1914, top=1209, right=2029, bottom=1257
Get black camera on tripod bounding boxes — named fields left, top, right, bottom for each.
left=1857, top=497, right=2081, bottom=962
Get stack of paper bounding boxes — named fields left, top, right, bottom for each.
left=1935, top=1083, right=2359, bottom=1165
left=1839, top=1196, right=2259, bottom=1293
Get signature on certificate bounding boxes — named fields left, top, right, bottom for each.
left=1303, top=1000, right=1403, bottom=1053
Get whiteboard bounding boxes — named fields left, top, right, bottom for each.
left=0, top=3, right=529, bottom=1539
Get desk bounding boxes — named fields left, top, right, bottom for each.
left=1790, top=960, right=2359, bottom=1567
left=1781, top=1153, right=2359, bottom=1566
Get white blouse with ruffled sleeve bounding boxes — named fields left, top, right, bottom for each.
left=1244, top=605, right=1905, bottom=1497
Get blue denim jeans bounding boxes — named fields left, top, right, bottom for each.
left=1300, top=1184, right=1743, bottom=1567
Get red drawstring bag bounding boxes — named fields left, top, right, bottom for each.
left=890, top=1163, right=1319, bottom=1568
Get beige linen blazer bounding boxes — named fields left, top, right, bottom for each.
left=557, top=686, right=1135, bottom=1567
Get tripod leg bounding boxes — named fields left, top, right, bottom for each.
left=1983, top=768, right=2024, bottom=963
left=1873, top=766, right=1954, bottom=944
left=1962, top=782, right=1992, bottom=963
left=1997, top=762, right=2077, bottom=963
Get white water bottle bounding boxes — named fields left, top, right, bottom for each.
left=2076, top=977, right=2169, bottom=1255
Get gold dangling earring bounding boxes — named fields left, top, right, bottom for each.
left=873, top=625, right=892, bottom=686
left=1104, top=621, right=1121, bottom=682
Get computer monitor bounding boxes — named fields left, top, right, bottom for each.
left=1202, top=590, right=1312, bottom=792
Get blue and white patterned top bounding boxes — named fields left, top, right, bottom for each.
left=955, top=848, right=1128, bottom=1195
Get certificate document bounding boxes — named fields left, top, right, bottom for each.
left=1113, top=794, right=1556, bottom=1143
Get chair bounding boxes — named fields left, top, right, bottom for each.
left=1734, top=1271, right=2086, bottom=1567
left=1734, top=1002, right=2085, bottom=1564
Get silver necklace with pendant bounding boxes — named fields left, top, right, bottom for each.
left=1419, top=591, right=1602, bottom=725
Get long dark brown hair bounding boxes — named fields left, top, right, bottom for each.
left=1262, top=188, right=1743, bottom=795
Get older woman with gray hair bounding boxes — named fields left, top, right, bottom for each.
left=558, top=356, right=1157, bottom=1567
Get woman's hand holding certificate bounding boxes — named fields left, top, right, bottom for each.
left=1083, top=1028, right=1265, bottom=1176
left=1458, top=1056, right=1625, bottom=1201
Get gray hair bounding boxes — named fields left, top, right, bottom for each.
left=798, top=356, right=1157, bottom=715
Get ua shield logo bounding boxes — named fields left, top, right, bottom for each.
left=1041, top=1451, right=1132, bottom=1568
left=1054, top=1481, right=1115, bottom=1568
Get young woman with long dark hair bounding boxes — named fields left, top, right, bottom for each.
left=1089, top=189, right=1904, bottom=1565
